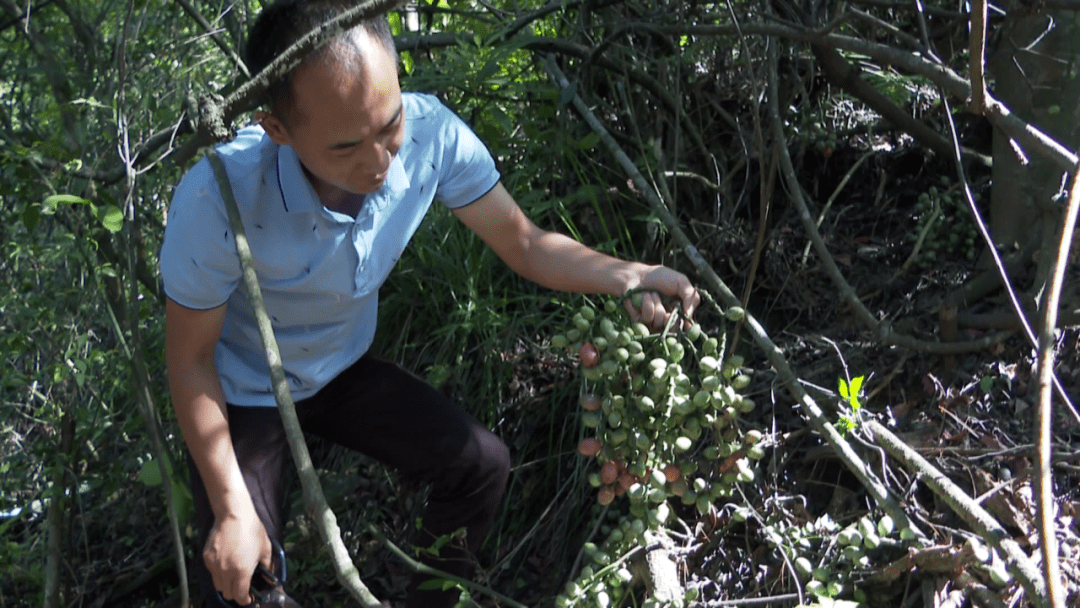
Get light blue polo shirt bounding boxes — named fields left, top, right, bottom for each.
left=160, top=92, right=501, bottom=406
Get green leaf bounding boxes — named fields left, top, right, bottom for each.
left=41, top=194, right=91, bottom=214
left=838, top=375, right=864, bottom=410
left=98, top=205, right=124, bottom=232
left=21, top=203, right=40, bottom=231
left=577, top=132, right=602, bottom=151
left=417, top=578, right=458, bottom=591
left=848, top=375, right=864, bottom=410
left=137, top=459, right=163, bottom=487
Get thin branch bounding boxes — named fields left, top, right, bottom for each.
left=364, top=523, right=528, bottom=608
left=848, top=7, right=925, bottom=52
left=968, top=0, right=988, bottom=113
left=542, top=54, right=928, bottom=545
left=489, top=0, right=586, bottom=42
left=205, top=0, right=404, bottom=142
left=175, top=0, right=249, bottom=78
left=207, top=150, right=383, bottom=608
left=1031, top=164, right=1080, bottom=608
left=800, top=149, right=874, bottom=265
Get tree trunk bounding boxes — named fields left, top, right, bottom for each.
left=988, top=11, right=1080, bottom=296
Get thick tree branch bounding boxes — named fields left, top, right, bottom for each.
left=811, top=43, right=990, bottom=166
left=207, top=150, right=383, bottom=608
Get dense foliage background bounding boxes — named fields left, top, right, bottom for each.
left=2, top=0, right=1079, bottom=606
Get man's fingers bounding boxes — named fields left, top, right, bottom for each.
left=642, top=291, right=664, bottom=329
left=682, top=287, right=700, bottom=322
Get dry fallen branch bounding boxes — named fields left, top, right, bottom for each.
left=866, top=419, right=1050, bottom=608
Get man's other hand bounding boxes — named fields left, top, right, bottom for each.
left=204, top=510, right=273, bottom=605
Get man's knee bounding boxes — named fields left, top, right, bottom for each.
left=475, top=428, right=510, bottom=491
left=438, top=423, right=510, bottom=501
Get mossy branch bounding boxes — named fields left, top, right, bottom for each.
left=206, top=150, right=382, bottom=608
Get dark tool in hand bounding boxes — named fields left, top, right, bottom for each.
left=212, top=538, right=302, bottom=608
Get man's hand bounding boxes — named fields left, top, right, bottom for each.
left=623, top=266, right=700, bottom=331
left=204, top=510, right=273, bottom=605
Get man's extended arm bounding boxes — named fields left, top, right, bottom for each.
left=165, top=298, right=271, bottom=605
left=452, top=182, right=700, bottom=326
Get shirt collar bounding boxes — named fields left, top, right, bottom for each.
left=276, top=144, right=322, bottom=214
left=275, top=142, right=411, bottom=214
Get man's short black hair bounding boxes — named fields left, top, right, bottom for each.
left=244, top=0, right=398, bottom=127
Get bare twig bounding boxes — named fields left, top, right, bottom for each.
left=175, top=0, right=250, bottom=78
left=968, top=0, right=988, bottom=113
left=662, top=171, right=721, bottom=190
left=1031, top=166, right=1080, bottom=608
left=207, top=150, right=383, bottom=608
left=896, top=195, right=942, bottom=275
left=542, top=54, right=927, bottom=544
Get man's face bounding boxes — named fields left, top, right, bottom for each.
left=261, top=32, right=404, bottom=198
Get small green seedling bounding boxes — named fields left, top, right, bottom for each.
left=837, top=375, right=865, bottom=435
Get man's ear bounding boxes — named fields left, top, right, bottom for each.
left=257, top=111, right=291, bottom=146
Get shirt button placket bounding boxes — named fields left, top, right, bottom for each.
left=354, top=223, right=367, bottom=292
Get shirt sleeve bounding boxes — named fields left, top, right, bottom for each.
left=159, top=158, right=242, bottom=310
left=433, top=104, right=501, bottom=209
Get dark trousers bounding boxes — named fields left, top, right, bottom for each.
left=188, top=355, right=511, bottom=607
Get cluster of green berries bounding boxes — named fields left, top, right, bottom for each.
left=910, top=176, right=981, bottom=266
left=550, top=297, right=762, bottom=608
